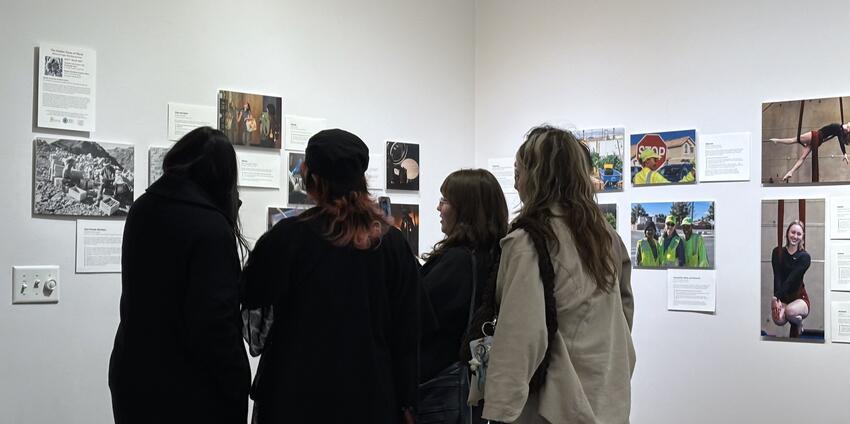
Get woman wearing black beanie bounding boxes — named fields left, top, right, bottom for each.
left=242, top=129, right=420, bottom=424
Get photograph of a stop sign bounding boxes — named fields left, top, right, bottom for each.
left=636, top=134, right=667, bottom=170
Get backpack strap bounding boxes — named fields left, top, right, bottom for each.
left=510, top=217, right=558, bottom=392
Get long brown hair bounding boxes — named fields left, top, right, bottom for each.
left=300, top=171, right=385, bottom=250
left=425, top=169, right=508, bottom=259
left=515, top=125, right=616, bottom=292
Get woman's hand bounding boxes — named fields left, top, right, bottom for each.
left=782, top=170, right=793, bottom=182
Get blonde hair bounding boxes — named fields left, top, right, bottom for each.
left=515, top=125, right=616, bottom=292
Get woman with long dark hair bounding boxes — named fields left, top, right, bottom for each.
left=475, top=125, right=635, bottom=424
left=109, top=126, right=251, bottom=424
left=418, top=169, right=508, bottom=424
left=242, top=129, right=420, bottom=424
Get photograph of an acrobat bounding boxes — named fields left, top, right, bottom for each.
left=762, top=96, right=850, bottom=185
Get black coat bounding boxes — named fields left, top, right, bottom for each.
left=109, top=174, right=250, bottom=424
left=419, top=247, right=492, bottom=424
left=242, top=214, right=420, bottom=423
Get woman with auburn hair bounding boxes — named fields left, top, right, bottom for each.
left=770, top=220, right=811, bottom=338
left=241, top=129, right=420, bottom=424
left=418, top=169, right=508, bottom=424
left=473, top=125, right=635, bottom=424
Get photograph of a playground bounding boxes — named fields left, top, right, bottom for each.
left=573, top=127, right=625, bottom=192
left=761, top=199, right=824, bottom=342
left=762, top=96, right=850, bottom=185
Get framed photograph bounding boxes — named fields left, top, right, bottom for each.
left=600, top=203, right=617, bottom=230
left=630, top=130, right=697, bottom=186
left=762, top=96, right=850, bottom=185
left=390, top=203, right=419, bottom=255
left=630, top=201, right=714, bottom=269
left=148, top=146, right=170, bottom=187
left=218, top=90, right=283, bottom=149
left=386, top=141, right=419, bottom=191
left=573, top=127, right=625, bottom=192
left=286, top=152, right=310, bottom=206
left=761, top=198, right=825, bottom=342
left=33, top=138, right=134, bottom=217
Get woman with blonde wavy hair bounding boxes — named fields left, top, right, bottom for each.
left=476, top=125, right=635, bottom=424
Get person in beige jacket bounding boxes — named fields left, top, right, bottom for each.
left=479, top=125, right=636, bottom=424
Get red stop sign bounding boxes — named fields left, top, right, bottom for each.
left=636, top=134, right=667, bottom=170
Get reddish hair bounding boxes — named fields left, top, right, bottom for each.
left=301, top=172, right=385, bottom=250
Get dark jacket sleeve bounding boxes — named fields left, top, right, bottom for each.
left=422, top=248, right=474, bottom=334
left=242, top=225, right=288, bottom=309
left=776, top=251, right=811, bottom=299
left=184, top=223, right=250, bottom=422
left=387, top=229, right=422, bottom=412
left=771, top=247, right=782, bottom=297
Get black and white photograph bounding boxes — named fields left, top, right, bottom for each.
left=33, top=138, right=134, bottom=217
left=386, top=141, right=419, bottom=191
left=148, top=146, right=169, bottom=187
left=390, top=203, right=419, bottom=255
left=44, top=56, right=63, bottom=77
left=287, top=152, right=310, bottom=206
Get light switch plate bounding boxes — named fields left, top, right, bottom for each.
left=12, top=266, right=59, bottom=304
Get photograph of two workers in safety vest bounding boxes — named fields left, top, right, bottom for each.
left=630, top=129, right=697, bottom=186
left=572, top=127, right=625, bottom=192
left=762, top=95, right=850, bottom=185
left=630, top=201, right=714, bottom=269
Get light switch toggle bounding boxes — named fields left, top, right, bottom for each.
left=20, top=283, right=27, bottom=294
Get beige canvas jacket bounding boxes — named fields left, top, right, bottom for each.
left=481, top=218, right=635, bottom=424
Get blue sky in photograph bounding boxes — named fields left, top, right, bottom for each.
left=629, top=129, right=696, bottom=146
left=634, top=201, right=713, bottom=219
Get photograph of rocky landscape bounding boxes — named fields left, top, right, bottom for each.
left=33, top=138, right=134, bottom=217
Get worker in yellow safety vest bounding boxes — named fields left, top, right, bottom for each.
left=636, top=222, right=661, bottom=267
left=681, top=217, right=709, bottom=268
left=660, top=215, right=684, bottom=267
left=633, top=149, right=670, bottom=185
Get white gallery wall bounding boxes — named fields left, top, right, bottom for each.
left=475, top=0, right=850, bottom=423
left=0, top=1, right=474, bottom=423
left=5, top=0, right=850, bottom=422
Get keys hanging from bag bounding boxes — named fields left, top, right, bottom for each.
left=467, top=317, right=495, bottom=404
left=417, top=250, right=478, bottom=424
